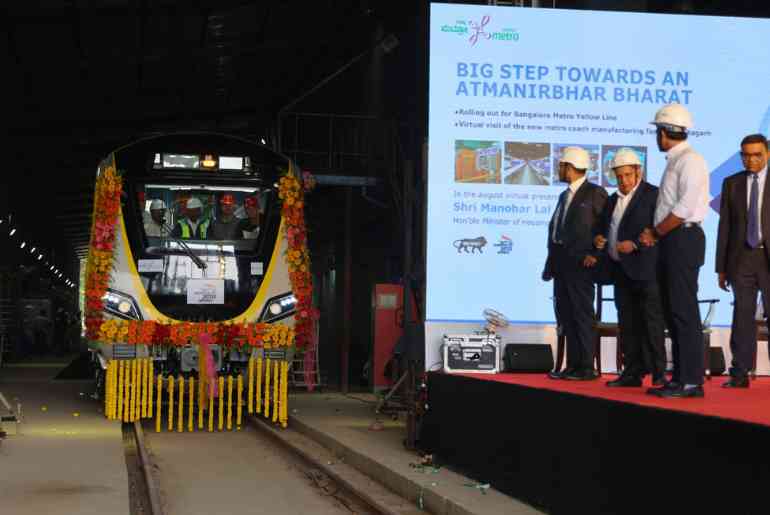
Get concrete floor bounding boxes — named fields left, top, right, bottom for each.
left=0, top=365, right=129, bottom=515
left=146, top=424, right=363, bottom=514
left=287, top=392, right=543, bottom=515
left=0, top=360, right=544, bottom=515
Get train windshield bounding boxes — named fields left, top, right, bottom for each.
left=114, top=134, right=287, bottom=321
left=138, top=184, right=269, bottom=252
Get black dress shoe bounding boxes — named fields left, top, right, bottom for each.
left=652, top=385, right=704, bottom=398
left=606, top=374, right=642, bottom=387
left=652, top=374, right=667, bottom=386
left=565, top=369, right=600, bottom=381
left=548, top=367, right=575, bottom=380
left=646, top=381, right=680, bottom=395
left=722, top=376, right=749, bottom=388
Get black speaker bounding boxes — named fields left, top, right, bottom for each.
left=708, top=346, right=726, bottom=376
left=503, top=343, right=554, bottom=373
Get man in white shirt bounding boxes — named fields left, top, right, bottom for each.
left=594, top=149, right=665, bottom=387
left=144, top=199, right=169, bottom=237
left=640, top=104, right=710, bottom=398
left=715, top=134, right=770, bottom=388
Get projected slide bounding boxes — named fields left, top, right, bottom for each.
left=427, top=4, right=770, bottom=325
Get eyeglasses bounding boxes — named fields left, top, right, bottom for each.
left=741, top=152, right=766, bottom=161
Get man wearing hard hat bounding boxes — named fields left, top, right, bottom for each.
left=543, top=146, right=608, bottom=381
left=144, top=199, right=169, bottom=237
left=715, top=134, right=770, bottom=389
left=171, top=197, right=210, bottom=239
left=640, top=103, right=709, bottom=398
left=210, top=193, right=240, bottom=240
left=237, top=195, right=262, bottom=239
left=594, top=149, right=666, bottom=388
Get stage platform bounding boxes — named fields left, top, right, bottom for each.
left=421, top=372, right=770, bottom=515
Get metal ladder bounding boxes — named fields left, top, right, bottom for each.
left=289, top=322, right=322, bottom=390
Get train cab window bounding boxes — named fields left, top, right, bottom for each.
left=138, top=184, right=269, bottom=253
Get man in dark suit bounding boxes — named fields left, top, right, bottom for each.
left=715, top=134, right=770, bottom=388
left=594, top=148, right=666, bottom=387
left=543, top=147, right=608, bottom=380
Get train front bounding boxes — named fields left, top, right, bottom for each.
left=86, top=134, right=311, bottom=427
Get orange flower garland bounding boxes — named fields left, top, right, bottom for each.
left=85, top=160, right=123, bottom=341
left=97, top=319, right=291, bottom=351
left=278, top=172, right=319, bottom=348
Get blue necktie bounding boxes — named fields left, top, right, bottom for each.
left=747, top=174, right=760, bottom=248
left=554, top=190, right=568, bottom=242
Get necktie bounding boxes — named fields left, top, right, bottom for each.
left=554, top=190, right=568, bottom=243
left=747, top=174, right=760, bottom=248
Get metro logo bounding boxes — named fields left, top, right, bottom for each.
left=440, top=15, right=519, bottom=46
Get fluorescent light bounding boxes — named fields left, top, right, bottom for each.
left=20, top=241, right=26, bottom=249
left=30, top=247, right=36, bottom=253
left=9, top=228, right=16, bottom=236
left=37, top=255, right=43, bottom=261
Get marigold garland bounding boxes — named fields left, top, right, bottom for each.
left=278, top=173, right=319, bottom=348
left=105, top=358, right=289, bottom=431
left=85, top=161, right=123, bottom=340
left=97, top=319, right=294, bottom=351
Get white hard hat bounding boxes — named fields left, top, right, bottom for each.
left=559, top=146, right=590, bottom=170
left=149, top=199, right=166, bottom=210
left=611, top=148, right=642, bottom=169
left=651, top=103, right=693, bottom=131
left=186, top=197, right=203, bottom=209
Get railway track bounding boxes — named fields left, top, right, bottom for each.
left=122, top=420, right=392, bottom=515
left=122, top=422, right=164, bottom=515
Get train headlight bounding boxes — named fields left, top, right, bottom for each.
left=260, top=293, right=297, bottom=322
left=102, top=289, right=142, bottom=320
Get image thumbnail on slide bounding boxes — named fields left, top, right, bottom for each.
left=454, top=140, right=502, bottom=184
left=552, top=143, right=600, bottom=185
left=503, top=142, right=551, bottom=186
left=601, top=145, right=648, bottom=188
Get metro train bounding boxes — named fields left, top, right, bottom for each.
left=90, top=133, right=298, bottom=385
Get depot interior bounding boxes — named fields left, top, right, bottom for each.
left=2, top=0, right=769, bottom=390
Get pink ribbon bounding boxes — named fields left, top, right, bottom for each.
left=199, top=332, right=218, bottom=398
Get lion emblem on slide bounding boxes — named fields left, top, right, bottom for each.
left=453, top=236, right=487, bottom=253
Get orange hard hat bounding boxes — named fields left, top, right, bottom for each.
left=220, top=193, right=235, bottom=205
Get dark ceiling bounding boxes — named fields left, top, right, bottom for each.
left=3, top=0, right=769, bottom=279
left=3, top=0, right=426, bottom=271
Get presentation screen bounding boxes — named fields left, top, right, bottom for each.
left=427, top=4, right=770, bottom=326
